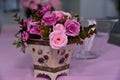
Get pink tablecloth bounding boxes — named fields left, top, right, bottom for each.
left=0, top=24, right=120, bottom=80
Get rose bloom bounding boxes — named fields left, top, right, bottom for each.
left=22, top=31, right=29, bottom=42
left=24, top=18, right=44, bottom=35
left=23, top=18, right=32, bottom=28
left=29, top=26, right=45, bottom=35
left=50, top=0, right=62, bottom=10
left=52, top=11, right=71, bottom=22
left=53, top=24, right=65, bottom=32
left=34, top=0, right=41, bottom=4
left=21, top=0, right=30, bottom=8
left=37, top=4, right=51, bottom=14
left=64, top=19, right=80, bottom=36
left=42, top=12, right=57, bottom=26
left=24, top=18, right=39, bottom=32
left=52, top=11, right=64, bottom=22
left=49, top=30, right=68, bottom=49
left=29, top=2, right=38, bottom=10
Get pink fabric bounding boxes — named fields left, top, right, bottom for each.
left=0, top=24, right=120, bottom=80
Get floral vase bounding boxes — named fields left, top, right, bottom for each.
left=27, top=39, right=75, bottom=80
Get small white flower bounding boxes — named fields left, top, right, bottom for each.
left=88, top=20, right=96, bottom=31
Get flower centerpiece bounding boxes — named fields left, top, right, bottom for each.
left=13, top=3, right=96, bottom=80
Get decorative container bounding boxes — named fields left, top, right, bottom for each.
left=27, top=39, right=75, bottom=80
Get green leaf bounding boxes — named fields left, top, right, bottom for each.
left=12, top=40, right=18, bottom=45
left=84, top=27, right=90, bottom=32
left=68, top=36, right=83, bottom=45
left=21, top=44, right=26, bottom=53
left=79, top=31, right=87, bottom=39
left=39, top=25, right=50, bottom=40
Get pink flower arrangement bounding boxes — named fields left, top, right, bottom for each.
left=13, top=4, right=96, bottom=53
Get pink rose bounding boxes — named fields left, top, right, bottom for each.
left=37, top=4, right=51, bottom=14
left=49, top=31, right=68, bottom=49
left=29, top=2, right=38, bottom=10
left=24, top=18, right=39, bottom=32
left=22, top=31, right=29, bottom=42
left=28, top=22, right=39, bottom=32
left=29, top=26, right=42, bottom=35
left=53, top=24, right=65, bottom=32
left=23, top=18, right=32, bottom=27
left=52, top=11, right=71, bottom=22
left=52, top=11, right=64, bottom=22
left=34, top=0, right=41, bottom=4
left=21, top=0, right=30, bottom=8
left=50, top=0, right=62, bottom=10
left=42, top=12, right=57, bottom=26
left=24, top=18, right=43, bottom=35
left=64, top=19, right=80, bottom=36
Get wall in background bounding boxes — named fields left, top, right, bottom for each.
left=80, top=0, right=118, bottom=18
left=61, top=0, right=118, bottom=18
left=61, top=0, right=80, bottom=14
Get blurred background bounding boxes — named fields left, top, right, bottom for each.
left=0, top=0, right=119, bottom=23
left=0, top=0, right=119, bottom=32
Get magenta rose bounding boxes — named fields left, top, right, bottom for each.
left=64, top=19, right=80, bottom=36
left=22, top=31, right=29, bottom=42
left=23, top=18, right=32, bottom=27
left=49, top=30, right=68, bottom=49
left=29, top=26, right=45, bottom=35
left=42, top=12, right=57, bottom=26
left=23, top=18, right=39, bottom=32
left=37, top=4, right=51, bottom=14
left=52, top=11, right=64, bottom=22
left=52, top=11, right=71, bottom=22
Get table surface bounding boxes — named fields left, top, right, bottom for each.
left=0, top=24, right=120, bottom=80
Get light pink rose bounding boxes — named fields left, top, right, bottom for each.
left=64, top=19, right=80, bottom=36
left=53, top=24, right=65, bottom=32
left=49, top=31, right=68, bottom=49
left=22, top=31, right=29, bottom=42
